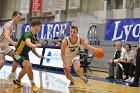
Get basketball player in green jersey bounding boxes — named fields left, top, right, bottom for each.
left=13, top=19, right=44, bottom=92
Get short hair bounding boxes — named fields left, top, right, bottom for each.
left=44, top=40, right=48, bottom=43
left=31, top=19, right=41, bottom=27
left=115, top=41, right=122, bottom=46
left=125, top=44, right=131, bottom=50
left=57, top=40, right=62, bottom=43
left=12, top=11, right=22, bottom=18
left=70, top=25, right=78, bottom=32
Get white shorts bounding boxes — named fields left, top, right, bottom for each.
left=64, top=55, right=80, bottom=67
left=0, top=46, right=14, bottom=55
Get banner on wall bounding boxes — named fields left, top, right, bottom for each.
left=22, top=21, right=72, bottom=39
left=42, top=0, right=54, bottom=12
left=20, top=0, right=30, bottom=14
left=32, top=0, right=42, bottom=12
left=105, top=19, right=140, bottom=41
left=54, top=0, right=66, bottom=10
left=68, top=0, right=80, bottom=9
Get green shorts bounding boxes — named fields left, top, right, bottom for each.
left=13, top=54, right=29, bottom=68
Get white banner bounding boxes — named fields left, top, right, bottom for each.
left=54, top=0, right=66, bottom=10
left=20, top=0, right=30, bottom=14
left=42, top=0, right=54, bottom=12
left=68, top=0, right=80, bottom=9
left=42, top=48, right=63, bottom=68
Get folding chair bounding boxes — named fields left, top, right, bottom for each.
left=79, top=49, right=93, bottom=73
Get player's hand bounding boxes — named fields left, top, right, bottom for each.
left=0, top=44, right=5, bottom=50
left=13, top=42, right=18, bottom=47
left=108, top=59, right=113, bottom=63
left=39, top=55, right=45, bottom=59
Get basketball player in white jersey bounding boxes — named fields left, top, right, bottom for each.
left=0, top=11, right=22, bottom=80
left=61, top=26, right=96, bottom=87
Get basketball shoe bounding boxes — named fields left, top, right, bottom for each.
left=13, top=79, right=23, bottom=88
left=32, top=83, right=39, bottom=92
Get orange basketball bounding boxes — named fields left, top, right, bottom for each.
left=93, top=48, right=105, bottom=59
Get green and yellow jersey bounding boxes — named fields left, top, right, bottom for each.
left=15, top=30, right=37, bottom=55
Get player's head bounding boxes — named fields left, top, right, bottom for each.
left=12, top=11, right=22, bottom=24
left=31, top=19, right=41, bottom=33
left=70, top=26, right=78, bottom=37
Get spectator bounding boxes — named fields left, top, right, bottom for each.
left=57, top=40, right=62, bottom=46
left=129, top=43, right=140, bottom=87
left=106, top=41, right=126, bottom=80
left=117, top=44, right=135, bottom=81
left=51, top=41, right=56, bottom=46
left=43, top=40, right=49, bottom=46
left=37, top=40, right=43, bottom=47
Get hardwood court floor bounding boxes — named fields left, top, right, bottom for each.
left=0, top=65, right=140, bottom=93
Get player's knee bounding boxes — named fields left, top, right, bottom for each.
left=26, top=61, right=32, bottom=68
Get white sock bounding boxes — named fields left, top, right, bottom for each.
left=11, top=72, right=15, bottom=74
left=30, top=80, right=34, bottom=84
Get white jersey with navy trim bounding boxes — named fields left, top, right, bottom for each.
left=65, top=35, right=81, bottom=57
left=0, top=21, right=15, bottom=47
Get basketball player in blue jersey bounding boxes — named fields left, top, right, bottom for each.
left=61, top=26, right=97, bottom=87
left=0, top=11, right=22, bottom=80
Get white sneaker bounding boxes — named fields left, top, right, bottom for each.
left=82, top=77, right=91, bottom=86
left=125, top=77, right=131, bottom=82
left=7, top=73, right=16, bottom=81
left=130, top=77, right=134, bottom=83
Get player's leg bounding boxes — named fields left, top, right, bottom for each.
left=63, top=58, right=75, bottom=87
left=73, top=55, right=90, bottom=85
left=13, top=67, right=26, bottom=87
left=7, top=48, right=18, bottom=80
left=73, top=60, right=83, bottom=78
left=0, top=52, right=6, bottom=69
left=22, top=60, right=38, bottom=92
left=64, top=66, right=75, bottom=86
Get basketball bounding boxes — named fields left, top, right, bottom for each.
left=93, top=48, right=105, bottom=59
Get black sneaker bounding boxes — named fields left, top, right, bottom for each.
left=129, top=83, right=138, bottom=87
left=13, top=79, right=23, bottom=88
left=106, top=76, right=114, bottom=79
left=69, top=81, right=75, bottom=87
left=115, top=77, right=123, bottom=80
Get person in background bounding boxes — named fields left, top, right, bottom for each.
left=106, top=41, right=126, bottom=80
left=43, top=40, right=49, bottom=46
left=57, top=40, right=62, bottom=46
left=51, top=41, right=56, bottom=46
left=129, top=43, right=140, bottom=87
left=117, top=44, right=135, bottom=81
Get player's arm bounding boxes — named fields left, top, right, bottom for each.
left=61, top=39, right=68, bottom=67
left=80, top=38, right=96, bottom=51
left=25, top=38, right=37, bottom=48
left=31, top=48, right=44, bottom=59
left=4, top=23, right=17, bottom=46
left=25, top=38, right=44, bottom=59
